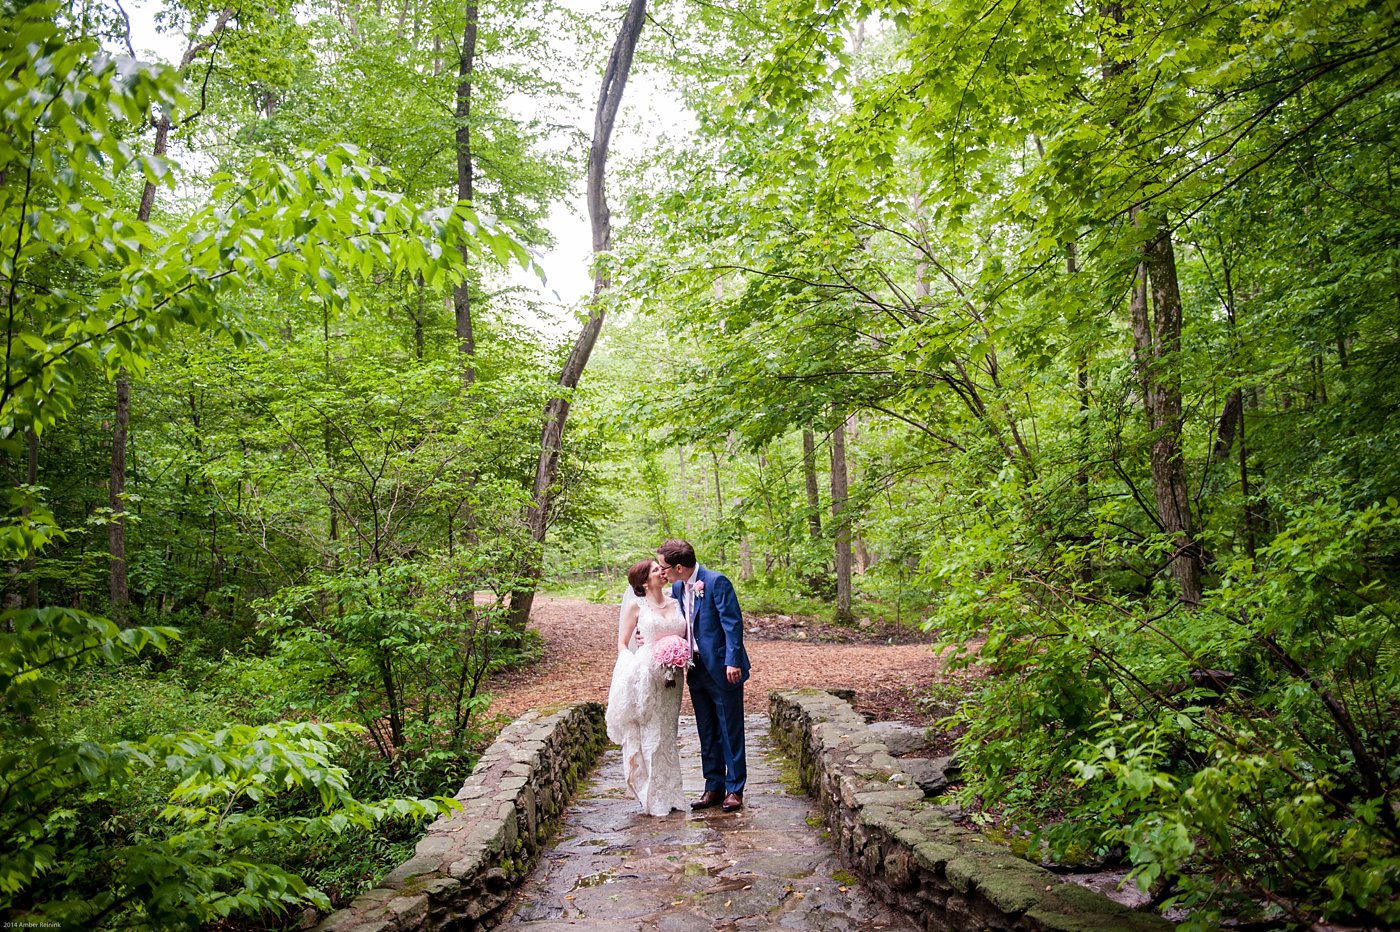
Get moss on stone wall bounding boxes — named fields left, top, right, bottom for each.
left=767, top=689, right=1172, bottom=932
left=314, top=702, right=606, bottom=932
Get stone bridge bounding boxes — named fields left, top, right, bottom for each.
left=315, top=690, right=1172, bottom=932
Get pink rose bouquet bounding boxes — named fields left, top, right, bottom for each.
left=653, top=635, right=690, bottom=688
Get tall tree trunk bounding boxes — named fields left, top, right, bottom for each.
left=1209, top=248, right=1257, bottom=564
left=507, top=0, right=647, bottom=630
left=855, top=536, right=871, bottom=573
left=451, top=4, right=481, bottom=577
left=845, top=415, right=869, bottom=573
left=802, top=429, right=822, bottom=540
left=110, top=102, right=175, bottom=622
left=412, top=279, right=426, bottom=359
left=1066, top=242, right=1090, bottom=493
left=1133, top=219, right=1203, bottom=606
left=710, top=449, right=724, bottom=520
left=108, top=374, right=130, bottom=619
left=1097, top=4, right=1200, bottom=604
left=1067, top=243, right=1095, bottom=583
left=710, top=449, right=724, bottom=562
left=1238, top=393, right=1256, bottom=563
left=25, top=429, right=38, bottom=607
left=831, top=413, right=853, bottom=622
left=735, top=437, right=751, bottom=579
left=453, top=1, right=478, bottom=387
left=111, top=14, right=231, bottom=622
left=1212, top=389, right=1242, bottom=465
left=677, top=445, right=688, bottom=534
left=757, top=450, right=777, bottom=574
left=323, top=302, right=340, bottom=549
left=182, top=391, right=213, bottom=606
left=111, top=109, right=176, bottom=620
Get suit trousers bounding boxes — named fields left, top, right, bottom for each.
left=688, top=657, right=746, bottom=795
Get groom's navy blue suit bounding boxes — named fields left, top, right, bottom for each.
left=675, top=565, right=750, bottom=796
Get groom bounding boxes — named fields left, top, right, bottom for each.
left=657, top=539, right=750, bottom=813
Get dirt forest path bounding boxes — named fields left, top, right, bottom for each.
left=484, top=597, right=955, bottom=725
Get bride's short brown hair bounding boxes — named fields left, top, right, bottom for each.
left=627, top=560, right=653, bottom=597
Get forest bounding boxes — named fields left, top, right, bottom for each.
left=2, top=0, right=1397, bottom=928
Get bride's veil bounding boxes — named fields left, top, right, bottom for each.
left=619, top=585, right=642, bottom=652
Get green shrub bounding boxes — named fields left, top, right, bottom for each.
left=256, top=551, right=529, bottom=769
left=936, top=494, right=1400, bottom=927
left=1, top=607, right=455, bottom=929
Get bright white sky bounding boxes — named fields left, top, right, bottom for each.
left=124, top=0, right=694, bottom=319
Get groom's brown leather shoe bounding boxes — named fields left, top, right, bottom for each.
left=690, top=790, right=723, bottom=810
left=721, top=792, right=743, bottom=812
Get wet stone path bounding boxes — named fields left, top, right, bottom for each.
left=494, top=715, right=919, bottom=932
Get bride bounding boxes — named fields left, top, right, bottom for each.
left=604, top=559, right=689, bottom=816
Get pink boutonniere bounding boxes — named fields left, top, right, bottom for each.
left=694, top=581, right=706, bottom=599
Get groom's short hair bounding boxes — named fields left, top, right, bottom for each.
left=657, top=539, right=697, bottom=569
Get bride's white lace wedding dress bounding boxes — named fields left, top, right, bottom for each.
left=605, top=597, right=688, bottom=816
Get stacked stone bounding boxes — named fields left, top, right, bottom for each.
left=316, top=701, right=607, bottom=932
left=768, top=689, right=1172, bottom=932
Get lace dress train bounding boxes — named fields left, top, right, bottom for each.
left=605, top=600, right=687, bottom=816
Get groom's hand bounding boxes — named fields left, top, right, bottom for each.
left=726, top=665, right=741, bottom=684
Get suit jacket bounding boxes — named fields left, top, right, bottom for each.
left=673, top=565, right=750, bottom=691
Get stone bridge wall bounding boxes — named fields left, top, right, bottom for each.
left=768, top=688, right=1173, bottom=932
left=315, top=702, right=607, bottom=932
